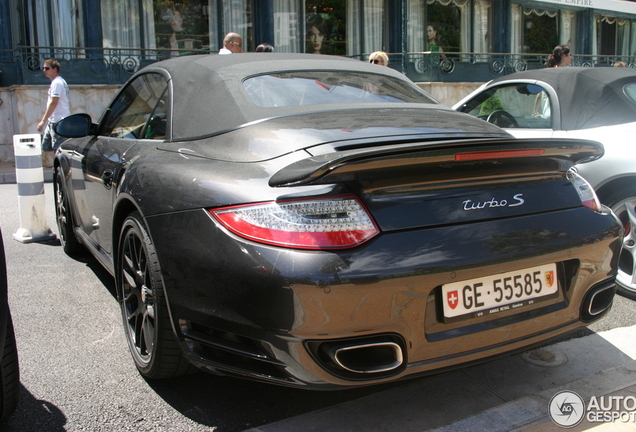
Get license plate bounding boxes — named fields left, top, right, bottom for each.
left=442, top=263, right=558, bottom=319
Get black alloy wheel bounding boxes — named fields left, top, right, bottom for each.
left=611, top=195, right=636, bottom=300
left=54, top=168, right=84, bottom=255
left=117, top=212, right=192, bottom=379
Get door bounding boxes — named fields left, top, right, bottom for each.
left=78, top=72, right=169, bottom=257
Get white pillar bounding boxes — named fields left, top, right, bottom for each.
left=12, top=134, right=56, bottom=243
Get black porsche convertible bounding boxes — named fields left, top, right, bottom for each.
left=53, top=53, right=621, bottom=389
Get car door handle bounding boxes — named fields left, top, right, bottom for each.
left=101, top=170, right=113, bottom=189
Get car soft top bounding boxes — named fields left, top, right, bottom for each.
left=489, top=67, right=636, bottom=130
left=134, top=53, right=442, bottom=140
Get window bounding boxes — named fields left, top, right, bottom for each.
left=102, top=0, right=155, bottom=51
left=305, top=1, right=347, bottom=55
left=407, top=0, right=471, bottom=54
left=474, top=1, right=493, bottom=56
left=347, top=0, right=385, bottom=57
left=243, top=71, right=437, bottom=107
left=523, top=9, right=557, bottom=54
left=596, top=16, right=632, bottom=58
left=274, top=0, right=302, bottom=53
left=19, top=0, right=84, bottom=50
left=102, top=73, right=169, bottom=139
left=154, top=1, right=212, bottom=55
left=460, top=84, right=552, bottom=129
left=596, top=15, right=618, bottom=56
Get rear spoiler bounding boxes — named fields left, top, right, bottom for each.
left=269, top=138, right=603, bottom=187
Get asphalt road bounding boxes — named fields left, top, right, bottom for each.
left=0, top=182, right=634, bottom=432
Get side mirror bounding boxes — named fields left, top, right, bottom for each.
left=54, top=113, right=97, bottom=138
left=517, top=84, right=544, bottom=95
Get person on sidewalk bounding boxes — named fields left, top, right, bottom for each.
left=37, top=59, right=70, bottom=167
left=219, top=33, right=243, bottom=54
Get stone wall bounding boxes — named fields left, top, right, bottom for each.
left=0, top=82, right=482, bottom=162
left=0, top=85, right=120, bottom=162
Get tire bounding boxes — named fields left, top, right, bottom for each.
left=117, top=212, right=192, bottom=379
left=609, top=193, right=636, bottom=300
left=54, top=168, right=84, bottom=256
left=0, top=310, right=19, bottom=422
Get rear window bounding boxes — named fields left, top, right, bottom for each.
left=243, top=71, right=438, bottom=107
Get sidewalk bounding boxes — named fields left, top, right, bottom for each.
left=248, top=326, right=636, bottom=431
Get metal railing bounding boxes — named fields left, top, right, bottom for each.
left=2, top=46, right=635, bottom=87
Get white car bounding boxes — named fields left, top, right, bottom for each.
left=453, top=67, right=636, bottom=299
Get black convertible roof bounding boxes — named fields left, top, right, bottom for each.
left=490, top=67, right=636, bottom=130
left=136, top=53, right=439, bottom=140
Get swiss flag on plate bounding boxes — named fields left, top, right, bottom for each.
left=447, top=290, right=459, bottom=309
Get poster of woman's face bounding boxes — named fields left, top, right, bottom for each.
left=305, top=1, right=346, bottom=55
left=155, top=1, right=209, bottom=53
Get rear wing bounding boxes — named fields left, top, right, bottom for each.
left=269, top=138, right=603, bottom=187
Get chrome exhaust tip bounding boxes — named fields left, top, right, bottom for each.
left=329, top=341, right=404, bottom=374
left=581, top=281, right=616, bottom=322
left=307, top=334, right=407, bottom=380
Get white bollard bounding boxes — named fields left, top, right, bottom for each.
left=12, top=134, right=56, bottom=243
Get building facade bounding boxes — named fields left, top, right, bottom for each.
left=2, top=0, right=636, bottom=88
left=1, top=0, right=636, bottom=162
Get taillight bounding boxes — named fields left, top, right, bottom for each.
left=210, top=195, right=379, bottom=249
left=567, top=169, right=602, bottom=212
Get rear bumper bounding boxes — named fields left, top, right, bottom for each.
left=146, top=205, right=621, bottom=388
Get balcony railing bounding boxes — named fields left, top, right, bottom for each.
left=1, top=46, right=634, bottom=87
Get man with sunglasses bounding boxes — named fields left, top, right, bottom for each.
left=219, top=32, right=243, bottom=55
left=37, top=59, right=70, bottom=166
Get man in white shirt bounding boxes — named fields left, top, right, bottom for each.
left=37, top=59, right=70, bottom=166
left=219, top=33, right=243, bottom=54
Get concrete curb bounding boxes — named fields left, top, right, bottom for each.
left=428, top=360, right=636, bottom=432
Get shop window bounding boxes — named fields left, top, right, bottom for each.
left=474, top=0, right=493, bottom=56
left=222, top=0, right=253, bottom=51
left=407, top=0, right=475, bottom=55
left=274, top=0, right=302, bottom=53
left=102, top=0, right=155, bottom=52
left=522, top=9, right=557, bottom=54
left=594, top=15, right=634, bottom=57
left=154, top=1, right=211, bottom=55
left=19, top=0, right=84, bottom=50
left=597, top=16, right=617, bottom=55
left=151, top=1, right=252, bottom=56
left=347, top=0, right=385, bottom=57
left=631, top=21, right=636, bottom=57
left=304, top=1, right=347, bottom=55
left=617, top=19, right=631, bottom=58
left=511, top=6, right=558, bottom=55
left=560, top=10, right=576, bottom=52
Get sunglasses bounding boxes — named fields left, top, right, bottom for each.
left=232, top=41, right=242, bottom=46
left=42, top=66, right=51, bottom=70
left=369, top=59, right=381, bottom=64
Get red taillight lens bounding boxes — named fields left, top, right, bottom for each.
left=567, top=169, right=602, bottom=212
left=210, top=196, right=379, bottom=249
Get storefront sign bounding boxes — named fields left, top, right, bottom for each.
left=535, top=0, right=636, bottom=13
